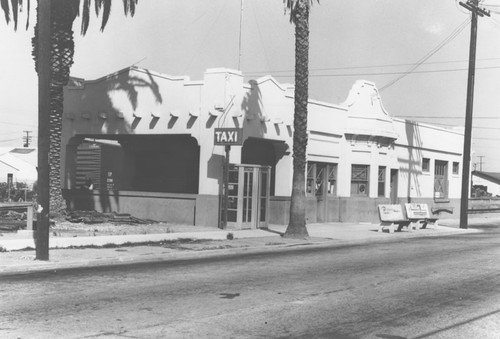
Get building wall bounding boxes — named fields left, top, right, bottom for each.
left=62, top=68, right=465, bottom=226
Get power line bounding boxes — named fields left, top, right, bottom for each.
left=0, top=121, right=37, bottom=127
left=379, top=17, right=471, bottom=92
left=246, top=57, right=500, bottom=75
left=408, top=120, right=500, bottom=130
left=247, top=65, right=500, bottom=78
left=395, top=115, right=500, bottom=119
left=0, top=138, right=22, bottom=144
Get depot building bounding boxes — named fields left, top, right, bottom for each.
left=61, top=67, right=465, bottom=229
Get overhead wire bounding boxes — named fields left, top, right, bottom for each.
left=395, top=115, right=500, bottom=119
left=379, top=17, right=471, bottom=92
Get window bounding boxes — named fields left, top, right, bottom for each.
left=434, top=160, right=448, bottom=199
left=378, top=166, right=386, bottom=197
left=327, top=164, right=337, bottom=195
left=422, top=158, right=430, bottom=172
left=307, top=162, right=337, bottom=196
left=351, top=165, right=369, bottom=196
left=453, top=162, right=459, bottom=175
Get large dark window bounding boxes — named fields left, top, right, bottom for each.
left=307, top=162, right=337, bottom=196
left=351, top=165, right=369, bottom=196
left=378, top=166, right=386, bottom=197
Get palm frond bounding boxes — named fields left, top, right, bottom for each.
left=1, top=0, right=10, bottom=25
left=1, top=0, right=137, bottom=33
left=1, top=0, right=31, bottom=30
left=123, top=0, right=137, bottom=16
left=99, top=0, right=110, bottom=32
left=80, top=0, right=90, bottom=34
left=284, top=0, right=318, bottom=23
left=24, top=0, right=29, bottom=29
left=11, top=0, right=19, bottom=30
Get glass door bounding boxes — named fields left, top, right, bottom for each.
left=224, top=165, right=270, bottom=229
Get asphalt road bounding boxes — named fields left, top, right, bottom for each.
left=1, top=223, right=499, bottom=338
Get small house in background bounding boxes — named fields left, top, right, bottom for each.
left=472, top=171, right=500, bottom=197
left=0, top=147, right=37, bottom=187
left=61, top=67, right=465, bottom=228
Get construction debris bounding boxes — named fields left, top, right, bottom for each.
left=65, top=210, right=158, bottom=225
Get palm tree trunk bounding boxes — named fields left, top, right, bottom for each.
left=48, top=0, right=76, bottom=216
left=33, top=0, right=76, bottom=218
left=284, top=0, right=310, bottom=239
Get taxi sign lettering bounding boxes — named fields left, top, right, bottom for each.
left=214, top=128, right=243, bottom=145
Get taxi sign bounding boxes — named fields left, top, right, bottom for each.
left=214, top=128, right=243, bottom=146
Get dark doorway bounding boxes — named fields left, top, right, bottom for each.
left=241, top=138, right=277, bottom=196
left=390, top=169, right=399, bottom=204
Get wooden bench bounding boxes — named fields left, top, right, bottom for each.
left=431, top=207, right=454, bottom=215
left=378, top=204, right=416, bottom=233
left=405, top=203, right=439, bottom=229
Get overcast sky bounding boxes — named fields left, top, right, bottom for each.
left=1, top=0, right=499, bottom=170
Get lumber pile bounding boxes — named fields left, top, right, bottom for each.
left=65, top=210, right=157, bottom=225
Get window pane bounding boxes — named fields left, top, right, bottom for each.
left=422, top=158, right=430, bottom=172
left=351, top=165, right=369, bottom=196
left=378, top=166, right=386, bottom=196
left=327, top=164, right=337, bottom=195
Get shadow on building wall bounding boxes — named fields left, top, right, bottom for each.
left=401, top=121, right=423, bottom=201
left=64, top=69, right=171, bottom=213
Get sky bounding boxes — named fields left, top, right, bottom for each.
left=0, top=0, right=499, bottom=170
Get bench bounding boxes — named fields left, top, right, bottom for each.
left=431, top=207, right=454, bottom=215
left=378, top=204, right=417, bottom=233
left=405, top=203, right=439, bottom=229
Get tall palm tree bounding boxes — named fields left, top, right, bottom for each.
left=2, top=0, right=138, bottom=260
left=283, top=0, right=318, bottom=239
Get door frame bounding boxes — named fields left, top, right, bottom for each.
left=224, top=164, right=271, bottom=229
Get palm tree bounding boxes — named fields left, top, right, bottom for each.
left=2, top=0, right=138, bottom=260
left=283, top=0, right=318, bottom=239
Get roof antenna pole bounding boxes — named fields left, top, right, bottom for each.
left=238, top=0, right=243, bottom=70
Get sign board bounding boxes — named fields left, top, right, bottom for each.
left=214, top=128, right=243, bottom=146
left=405, top=203, right=430, bottom=219
left=378, top=204, right=405, bottom=221
left=106, top=171, right=114, bottom=191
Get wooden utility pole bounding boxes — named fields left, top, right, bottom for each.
left=478, top=155, right=485, bottom=171
left=36, top=0, right=52, bottom=260
left=23, top=130, right=32, bottom=147
left=459, top=0, right=490, bottom=229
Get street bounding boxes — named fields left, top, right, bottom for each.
left=1, top=223, right=499, bottom=338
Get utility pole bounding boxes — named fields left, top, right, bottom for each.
left=459, top=0, right=490, bottom=229
left=36, top=0, right=52, bottom=260
left=478, top=155, right=485, bottom=171
left=23, top=130, right=32, bottom=147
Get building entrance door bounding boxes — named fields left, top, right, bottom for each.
left=390, top=169, right=399, bottom=204
left=225, top=164, right=271, bottom=229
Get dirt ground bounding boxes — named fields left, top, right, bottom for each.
left=50, top=221, right=217, bottom=237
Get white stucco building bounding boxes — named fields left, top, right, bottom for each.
left=60, top=67, right=465, bottom=228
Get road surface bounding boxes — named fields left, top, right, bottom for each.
left=1, top=223, right=499, bottom=338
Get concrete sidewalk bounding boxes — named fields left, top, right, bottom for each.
left=0, top=215, right=495, bottom=275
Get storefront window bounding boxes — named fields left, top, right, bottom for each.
left=351, top=164, right=369, bottom=196
left=307, top=162, right=337, bottom=196
left=378, top=166, right=386, bottom=197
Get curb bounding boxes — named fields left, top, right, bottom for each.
left=0, top=227, right=480, bottom=276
